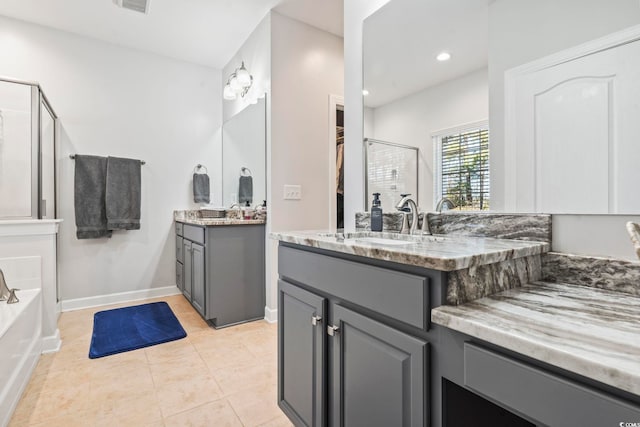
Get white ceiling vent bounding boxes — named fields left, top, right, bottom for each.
left=113, top=0, right=150, bottom=14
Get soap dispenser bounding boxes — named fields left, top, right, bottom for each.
left=371, top=193, right=383, bottom=232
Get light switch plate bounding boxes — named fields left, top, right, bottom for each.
left=284, top=185, right=302, bottom=200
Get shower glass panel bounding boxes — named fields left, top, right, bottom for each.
left=40, top=100, right=56, bottom=219
left=364, top=138, right=418, bottom=211
left=0, top=77, right=57, bottom=219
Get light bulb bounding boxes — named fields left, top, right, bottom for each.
left=223, top=84, right=236, bottom=100
left=229, top=74, right=242, bottom=93
left=236, top=62, right=252, bottom=87
left=362, top=89, right=369, bottom=96
left=436, top=52, right=451, bottom=62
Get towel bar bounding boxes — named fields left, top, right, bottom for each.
left=70, top=155, right=145, bottom=165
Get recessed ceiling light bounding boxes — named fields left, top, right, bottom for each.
left=436, top=52, right=451, bottom=62
left=362, top=89, right=370, bottom=96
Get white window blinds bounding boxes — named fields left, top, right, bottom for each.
left=440, top=127, right=489, bottom=210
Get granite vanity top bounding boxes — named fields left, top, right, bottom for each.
left=432, top=282, right=640, bottom=396
left=177, top=217, right=266, bottom=226
left=174, top=210, right=266, bottom=226
left=271, top=231, right=549, bottom=271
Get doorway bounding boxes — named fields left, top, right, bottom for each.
left=328, top=95, right=344, bottom=230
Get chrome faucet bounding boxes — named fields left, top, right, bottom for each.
left=395, top=194, right=418, bottom=234
left=435, top=197, right=456, bottom=213
left=0, top=268, right=18, bottom=303
left=0, top=269, right=10, bottom=301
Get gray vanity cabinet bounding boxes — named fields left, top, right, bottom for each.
left=183, top=240, right=193, bottom=301
left=191, top=242, right=205, bottom=316
left=278, top=280, right=326, bottom=427
left=278, top=245, right=429, bottom=427
left=330, top=305, right=427, bottom=427
left=175, top=221, right=266, bottom=327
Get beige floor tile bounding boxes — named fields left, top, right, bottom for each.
left=149, top=354, right=208, bottom=388
left=155, top=374, right=224, bottom=418
left=212, top=360, right=277, bottom=395
left=240, top=330, right=278, bottom=357
left=144, top=337, right=197, bottom=364
left=227, top=381, right=281, bottom=427
left=178, top=312, right=212, bottom=334
left=92, top=389, right=163, bottom=427
left=200, top=341, right=258, bottom=371
left=256, top=415, right=295, bottom=427
left=10, top=296, right=287, bottom=427
left=16, top=410, right=95, bottom=427
left=164, top=399, right=242, bottom=427
left=16, top=383, right=92, bottom=425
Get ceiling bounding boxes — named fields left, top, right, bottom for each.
left=363, top=0, right=489, bottom=108
left=0, top=0, right=344, bottom=69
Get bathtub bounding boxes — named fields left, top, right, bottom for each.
left=0, top=289, right=42, bottom=427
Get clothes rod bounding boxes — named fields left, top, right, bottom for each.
left=69, top=155, right=146, bottom=165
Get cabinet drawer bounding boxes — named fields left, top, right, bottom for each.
left=183, top=224, right=205, bottom=244
left=175, top=222, right=183, bottom=236
left=176, top=236, right=184, bottom=263
left=464, top=343, right=640, bottom=426
left=279, top=246, right=428, bottom=329
left=176, top=261, right=184, bottom=291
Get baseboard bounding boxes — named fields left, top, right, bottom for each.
left=61, top=286, right=181, bottom=312
left=41, top=329, right=62, bottom=354
left=264, top=306, right=278, bottom=323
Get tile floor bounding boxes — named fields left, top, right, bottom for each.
left=10, top=295, right=291, bottom=427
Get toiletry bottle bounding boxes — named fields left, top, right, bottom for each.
left=243, top=201, right=254, bottom=220
left=371, top=193, right=383, bottom=232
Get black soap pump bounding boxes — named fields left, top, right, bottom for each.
left=371, top=193, right=383, bottom=232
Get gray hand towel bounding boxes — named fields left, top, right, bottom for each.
left=106, top=156, right=141, bottom=230
left=193, top=173, right=210, bottom=203
left=238, top=175, right=253, bottom=204
left=74, top=155, right=112, bottom=239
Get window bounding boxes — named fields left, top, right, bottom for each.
left=434, top=123, right=489, bottom=210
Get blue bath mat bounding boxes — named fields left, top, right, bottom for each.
left=89, top=302, right=187, bottom=359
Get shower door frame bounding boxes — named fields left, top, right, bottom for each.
left=0, top=76, right=59, bottom=220
left=363, top=138, right=419, bottom=211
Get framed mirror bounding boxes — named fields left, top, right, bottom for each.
left=363, top=0, right=640, bottom=214
left=221, top=97, right=267, bottom=207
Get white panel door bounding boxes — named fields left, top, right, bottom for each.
left=512, top=39, right=640, bottom=214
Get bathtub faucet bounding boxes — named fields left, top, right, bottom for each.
left=0, top=269, right=19, bottom=304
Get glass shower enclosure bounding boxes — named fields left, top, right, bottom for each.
left=364, top=138, right=419, bottom=211
left=0, top=77, right=57, bottom=219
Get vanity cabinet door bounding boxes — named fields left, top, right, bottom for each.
left=191, top=243, right=206, bottom=316
left=176, top=261, right=184, bottom=292
left=183, top=240, right=193, bottom=301
left=330, top=304, right=428, bottom=427
left=278, top=280, right=327, bottom=427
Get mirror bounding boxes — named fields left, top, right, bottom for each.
left=363, top=0, right=640, bottom=214
left=222, top=97, right=267, bottom=207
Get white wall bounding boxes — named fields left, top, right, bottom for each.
left=367, top=68, right=488, bottom=211
left=0, top=16, right=222, bottom=301
left=489, top=0, right=640, bottom=260
left=221, top=14, right=274, bottom=319
left=267, top=12, right=344, bottom=313
left=343, top=0, right=391, bottom=231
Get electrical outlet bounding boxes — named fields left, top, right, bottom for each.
left=284, top=185, right=302, bottom=200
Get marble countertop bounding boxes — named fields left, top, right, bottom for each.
left=176, top=217, right=266, bottom=226
left=174, top=210, right=265, bottom=226
left=432, top=282, right=640, bottom=396
left=271, top=231, right=548, bottom=271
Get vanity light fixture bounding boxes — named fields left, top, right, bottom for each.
left=223, top=61, right=253, bottom=100
left=436, top=52, right=451, bottom=62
